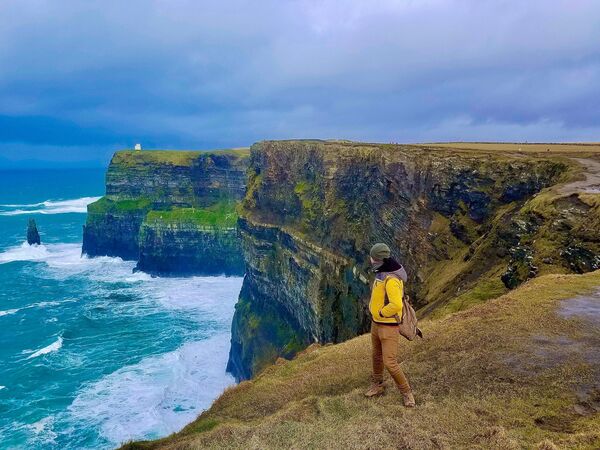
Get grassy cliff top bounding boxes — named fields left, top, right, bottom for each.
left=111, top=148, right=250, bottom=167
left=254, top=140, right=600, bottom=158
left=123, top=270, right=600, bottom=450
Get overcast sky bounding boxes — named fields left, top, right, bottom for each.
left=1, top=0, right=599, bottom=167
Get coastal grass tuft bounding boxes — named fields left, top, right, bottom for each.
left=121, top=270, right=600, bottom=450
left=430, top=273, right=507, bottom=319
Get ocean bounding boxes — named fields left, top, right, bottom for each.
left=0, top=169, right=241, bottom=449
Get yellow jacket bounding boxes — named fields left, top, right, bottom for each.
left=369, top=275, right=404, bottom=324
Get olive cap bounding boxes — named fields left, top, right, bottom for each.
left=370, top=243, right=390, bottom=261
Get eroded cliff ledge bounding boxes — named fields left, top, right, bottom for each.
left=227, top=140, right=599, bottom=380
left=82, top=149, right=249, bottom=276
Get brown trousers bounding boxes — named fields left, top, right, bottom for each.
left=371, top=321, right=411, bottom=394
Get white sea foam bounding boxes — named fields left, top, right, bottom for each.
left=26, top=416, right=58, bottom=447
left=0, top=242, right=51, bottom=264
left=0, top=201, right=45, bottom=208
left=0, top=300, right=70, bottom=319
left=0, top=196, right=101, bottom=215
left=0, top=242, right=134, bottom=278
left=69, top=334, right=235, bottom=445
left=26, top=337, right=63, bottom=360
left=1, top=237, right=244, bottom=446
left=65, top=275, right=242, bottom=445
left=0, top=386, right=5, bottom=391
left=29, top=416, right=53, bottom=434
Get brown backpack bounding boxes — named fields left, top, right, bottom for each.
left=384, top=275, right=423, bottom=341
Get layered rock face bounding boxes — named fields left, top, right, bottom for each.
left=83, top=149, right=248, bottom=276
left=227, top=140, right=573, bottom=380
left=136, top=204, right=244, bottom=276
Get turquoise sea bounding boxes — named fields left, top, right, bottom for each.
left=0, top=169, right=241, bottom=449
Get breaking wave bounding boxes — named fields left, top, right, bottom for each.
left=0, top=301, right=71, bottom=319
left=26, top=337, right=64, bottom=360
left=0, top=236, right=243, bottom=448
left=0, top=197, right=101, bottom=216
left=69, top=335, right=235, bottom=444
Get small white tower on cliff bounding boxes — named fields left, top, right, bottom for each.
left=135, top=143, right=142, bottom=151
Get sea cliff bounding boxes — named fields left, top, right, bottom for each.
left=83, top=142, right=599, bottom=382
left=227, top=140, right=599, bottom=380
left=82, top=149, right=249, bottom=276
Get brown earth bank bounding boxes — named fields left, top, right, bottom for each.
left=121, top=270, right=600, bottom=450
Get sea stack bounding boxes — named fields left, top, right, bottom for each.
left=27, top=218, right=41, bottom=245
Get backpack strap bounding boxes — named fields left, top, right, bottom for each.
left=383, top=275, right=404, bottom=324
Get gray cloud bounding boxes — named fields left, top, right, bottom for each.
left=1, top=0, right=599, bottom=165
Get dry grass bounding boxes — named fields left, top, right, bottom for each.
left=122, top=270, right=600, bottom=450
left=420, top=142, right=600, bottom=156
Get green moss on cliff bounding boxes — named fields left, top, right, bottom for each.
left=145, top=202, right=238, bottom=228
left=230, top=295, right=309, bottom=378
left=430, top=271, right=507, bottom=319
left=88, top=196, right=152, bottom=216
left=294, top=180, right=322, bottom=229
left=240, top=166, right=263, bottom=212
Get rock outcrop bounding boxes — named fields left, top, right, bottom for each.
left=27, top=218, right=41, bottom=245
left=82, top=149, right=249, bottom=276
left=227, top=140, right=584, bottom=380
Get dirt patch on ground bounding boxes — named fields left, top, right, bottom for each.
left=559, top=290, right=600, bottom=325
left=559, top=158, right=600, bottom=195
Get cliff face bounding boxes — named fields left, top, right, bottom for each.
left=136, top=203, right=244, bottom=276
left=227, top=140, right=579, bottom=380
left=227, top=218, right=368, bottom=379
left=82, top=149, right=248, bottom=276
left=83, top=197, right=151, bottom=260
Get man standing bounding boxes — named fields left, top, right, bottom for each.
left=364, top=243, right=415, bottom=407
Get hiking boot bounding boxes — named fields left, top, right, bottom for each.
left=402, top=391, right=416, bottom=408
left=364, top=382, right=385, bottom=397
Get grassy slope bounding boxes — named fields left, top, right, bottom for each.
left=123, top=270, right=600, bottom=450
